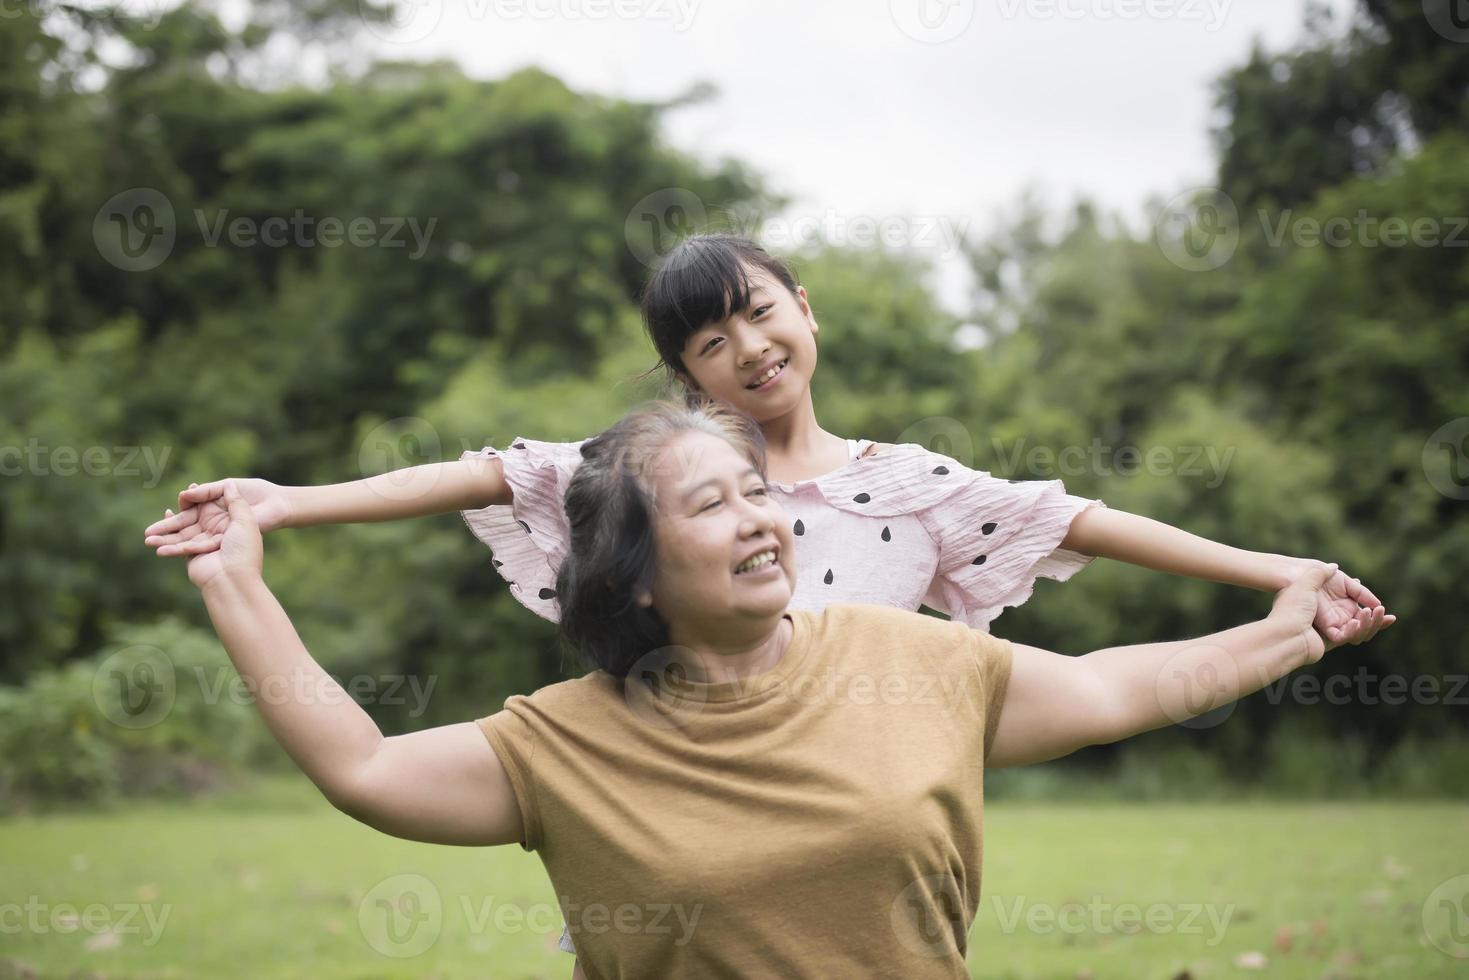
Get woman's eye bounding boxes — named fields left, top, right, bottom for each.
left=748, top=487, right=768, bottom=497
left=700, top=499, right=721, bottom=512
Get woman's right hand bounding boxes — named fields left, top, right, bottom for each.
left=143, top=477, right=292, bottom=558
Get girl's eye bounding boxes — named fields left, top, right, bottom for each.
left=753, top=305, right=770, bottom=317
left=702, top=337, right=722, bottom=354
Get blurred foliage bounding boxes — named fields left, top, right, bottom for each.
left=0, top=0, right=1465, bottom=807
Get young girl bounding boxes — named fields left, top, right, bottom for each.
left=144, top=233, right=1385, bottom=969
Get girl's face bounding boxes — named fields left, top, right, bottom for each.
left=637, top=430, right=796, bottom=636
left=676, top=264, right=820, bottom=422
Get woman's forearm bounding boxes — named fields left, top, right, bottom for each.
left=199, top=569, right=385, bottom=804
left=283, top=456, right=509, bottom=528
left=1062, top=507, right=1300, bottom=591
left=1086, top=613, right=1311, bottom=741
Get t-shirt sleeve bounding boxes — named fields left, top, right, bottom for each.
left=967, top=630, right=1014, bottom=764
left=475, top=699, right=542, bottom=852
left=458, top=438, right=587, bottom=624
left=915, top=465, right=1106, bottom=631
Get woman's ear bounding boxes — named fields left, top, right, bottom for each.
left=636, top=589, right=653, bottom=608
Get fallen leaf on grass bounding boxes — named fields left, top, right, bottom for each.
left=1233, top=951, right=1268, bottom=969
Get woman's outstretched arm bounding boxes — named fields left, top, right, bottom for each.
left=986, top=561, right=1396, bottom=768
left=144, top=456, right=511, bottom=556
left=1060, top=506, right=1384, bottom=645
left=190, top=481, right=524, bottom=847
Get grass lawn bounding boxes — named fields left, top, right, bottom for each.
left=1, top=776, right=1464, bottom=978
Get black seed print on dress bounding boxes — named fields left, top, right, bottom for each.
left=492, top=559, right=503, bottom=568
left=518, top=520, right=531, bottom=534
left=972, top=555, right=987, bottom=566
left=881, top=526, right=891, bottom=542
left=538, top=588, right=557, bottom=600
left=853, top=493, right=871, bottom=503
left=512, top=442, right=526, bottom=449
left=794, top=519, right=805, bottom=536
left=932, top=466, right=949, bottom=475
left=823, top=569, right=834, bottom=585
left=982, top=522, right=997, bottom=535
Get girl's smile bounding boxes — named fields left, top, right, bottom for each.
left=745, top=358, right=789, bottom=392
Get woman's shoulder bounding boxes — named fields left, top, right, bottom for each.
left=805, top=603, right=970, bottom=647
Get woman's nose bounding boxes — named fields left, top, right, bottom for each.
left=738, top=498, right=775, bottom=533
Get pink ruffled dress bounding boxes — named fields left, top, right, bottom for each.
left=460, top=436, right=1106, bottom=632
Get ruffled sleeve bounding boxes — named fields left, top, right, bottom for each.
left=806, top=443, right=1103, bottom=631
left=459, top=437, right=588, bottom=624
left=914, top=457, right=1105, bottom=631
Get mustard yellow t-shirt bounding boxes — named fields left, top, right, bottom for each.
left=476, top=602, right=1014, bottom=979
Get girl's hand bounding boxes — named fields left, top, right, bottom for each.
left=1271, top=561, right=1395, bottom=663
left=144, top=478, right=291, bottom=558
left=183, top=480, right=264, bottom=590
left=1282, top=559, right=1389, bottom=645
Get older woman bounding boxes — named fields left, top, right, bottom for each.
left=182, top=400, right=1389, bottom=978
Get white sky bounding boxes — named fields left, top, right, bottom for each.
left=354, top=0, right=1360, bottom=311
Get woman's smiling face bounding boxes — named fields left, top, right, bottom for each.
left=677, top=262, right=820, bottom=422
left=638, top=430, right=796, bottom=634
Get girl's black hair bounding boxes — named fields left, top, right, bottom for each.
left=637, top=233, right=802, bottom=386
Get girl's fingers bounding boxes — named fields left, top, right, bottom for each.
left=178, top=480, right=228, bottom=508
left=1344, top=576, right=1383, bottom=611
left=159, top=534, right=219, bottom=557
left=144, top=507, right=201, bottom=536
left=148, top=520, right=209, bottom=548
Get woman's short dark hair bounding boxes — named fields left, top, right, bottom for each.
left=637, top=233, right=802, bottom=388
left=554, top=397, right=768, bottom=677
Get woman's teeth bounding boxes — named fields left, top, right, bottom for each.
left=747, top=360, right=787, bottom=388
left=734, top=550, right=777, bottom=574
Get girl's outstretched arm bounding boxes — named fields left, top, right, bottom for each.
left=144, top=457, right=511, bottom=556
left=1059, top=507, right=1385, bottom=645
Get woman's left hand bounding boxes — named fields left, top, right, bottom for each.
left=1272, top=561, right=1396, bottom=662
left=1282, top=559, right=1388, bottom=645
left=177, top=479, right=264, bottom=590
